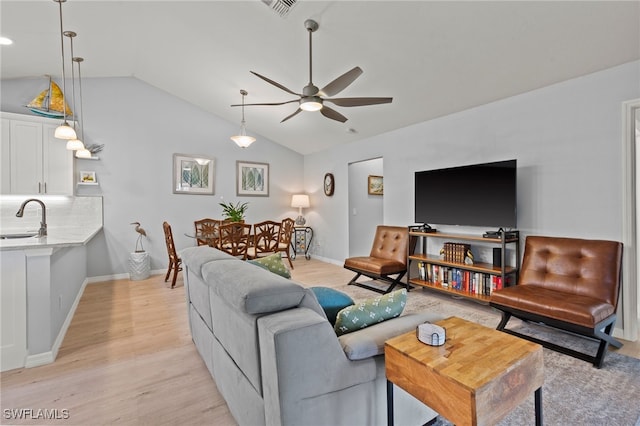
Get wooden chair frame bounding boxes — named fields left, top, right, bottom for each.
left=162, top=221, right=182, bottom=288
left=219, top=222, right=252, bottom=260
left=248, top=220, right=281, bottom=260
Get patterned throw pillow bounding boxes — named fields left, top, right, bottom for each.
left=247, top=253, right=291, bottom=278
left=334, top=289, right=407, bottom=336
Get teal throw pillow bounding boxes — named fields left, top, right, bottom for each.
left=248, top=253, right=291, bottom=279
left=311, top=287, right=355, bottom=325
left=334, top=289, right=407, bottom=336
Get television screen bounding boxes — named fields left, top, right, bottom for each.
left=414, top=159, right=517, bottom=228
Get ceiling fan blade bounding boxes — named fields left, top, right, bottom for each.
left=231, top=99, right=299, bottom=107
left=281, top=108, right=303, bottom=123
left=319, top=67, right=363, bottom=97
left=324, top=97, right=393, bottom=107
left=251, top=71, right=301, bottom=97
left=320, top=105, right=348, bottom=123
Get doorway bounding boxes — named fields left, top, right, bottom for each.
left=348, top=158, right=383, bottom=257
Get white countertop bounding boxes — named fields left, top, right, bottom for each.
left=0, top=224, right=103, bottom=250
left=0, top=196, right=103, bottom=251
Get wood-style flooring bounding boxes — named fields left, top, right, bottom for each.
left=1, top=258, right=638, bottom=425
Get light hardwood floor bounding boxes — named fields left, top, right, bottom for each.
left=1, top=258, right=638, bottom=425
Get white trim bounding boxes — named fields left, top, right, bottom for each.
left=621, top=98, right=639, bottom=342
left=25, top=277, right=88, bottom=368
left=87, top=270, right=166, bottom=284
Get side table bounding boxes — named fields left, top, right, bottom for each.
left=291, top=226, right=313, bottom=260
left=385, top=316, right=543, bottom=426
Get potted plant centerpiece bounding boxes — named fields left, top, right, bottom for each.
left=219, top=201, right=248, bottom=222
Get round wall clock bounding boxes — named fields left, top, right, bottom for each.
left=323, top=173, right=335, bottom=196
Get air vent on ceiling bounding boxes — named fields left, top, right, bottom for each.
left=262, top=0, right=298, bottom=18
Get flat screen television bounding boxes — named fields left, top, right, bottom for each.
left=414, top=159, right=517, bottom=229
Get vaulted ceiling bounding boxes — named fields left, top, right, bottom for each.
left=1, top=1, right=638, bottom=155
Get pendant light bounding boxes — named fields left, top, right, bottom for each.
left=64, top=30, right=84, bottom=150
left=53, top=0, right=77, bottom=140
left=230, top=89, right=256, bottom=148
left=74, top=57, right=92, bottom=158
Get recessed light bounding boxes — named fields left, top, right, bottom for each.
left=0, top=37, right=14, bottom=45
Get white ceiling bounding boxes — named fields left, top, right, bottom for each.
left=1, top=1, right=639, bottom=155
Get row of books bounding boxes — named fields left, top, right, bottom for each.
left=417, top=262, right=508, bottom=296
left=440, top=242, right=471, bottom=264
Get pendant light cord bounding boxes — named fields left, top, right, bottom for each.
left=57, top=0, right=68, bottom=122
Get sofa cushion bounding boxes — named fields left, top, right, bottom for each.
left=311, top=287, right=355, bottom=325
left=338, top=312, right=445, bottom=360
left=203, top=258, right=305, bottom=314
left=334, top=289, right=407, bottom=336
left=248, top=253, right=291, bottom=278
left=180, top=246, right=234, bottom=279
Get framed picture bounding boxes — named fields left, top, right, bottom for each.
left=237, top=161, right=269, bottom=197
left=173, top=153, right=215, bottom=195
left=80, top=171, right=96, bottom=183
left=368, top=175, right=383, bottom=195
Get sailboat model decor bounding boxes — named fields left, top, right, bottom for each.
left=26, top=76, right=73, bottom=119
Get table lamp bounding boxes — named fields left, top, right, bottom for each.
left=291, top=194, right=310, bottom=226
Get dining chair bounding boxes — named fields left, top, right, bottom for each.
left=277, top=218, right=295, bottom=269
left=247, top=220, right=281, bottom=260
left=194, top=218, right=220, bottom=248
left=162, top=221, right=182, bottom=288
left=218, top=222, right=252, bottom=260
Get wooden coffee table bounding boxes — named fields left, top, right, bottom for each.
left=385, top=316, right=543, bottom=426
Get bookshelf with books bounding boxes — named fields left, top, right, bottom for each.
left=408, top=230, right=520, bottom=303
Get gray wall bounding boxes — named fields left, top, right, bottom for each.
left=305, top=61, right=640, bottom=264
left=2, top=77, right=305, bottom=277
left=348, top=158, right=383, bottom=257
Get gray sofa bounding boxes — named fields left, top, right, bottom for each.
left=181, top=246, right=442, bottom=425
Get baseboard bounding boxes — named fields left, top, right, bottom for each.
left=305, top=254, right=342, bottom=266
left=87, top=270, right=165, bottom=284
left=25, top=277, right=90, bottom=368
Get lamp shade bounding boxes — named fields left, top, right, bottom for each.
left=66, top=138, right=85, bottom=151
left=55, top=122, right=77, bottom=140
left=291, top=194, right=310, bottom=208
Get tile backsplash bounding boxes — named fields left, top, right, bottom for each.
left=0, top=196, right=103, bottom=232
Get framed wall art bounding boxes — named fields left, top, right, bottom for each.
left=173, top=153, right=215, bottom=195
left=368, top=175, right=383, bottom=195
left=80, top=171, right=97, bottom=183
left=237, top=161, right=269, bottom=197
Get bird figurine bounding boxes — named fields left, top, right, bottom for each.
left=130, top=222, right=147, bottom=252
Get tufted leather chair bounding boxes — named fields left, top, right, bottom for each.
left=343, top=225, right=412, bottom=294
left=490, top=235, right=623, bottom=368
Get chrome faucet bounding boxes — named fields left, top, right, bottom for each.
left=16, top=198, right=47, bottom=237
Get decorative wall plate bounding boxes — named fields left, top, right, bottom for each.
left=324, top=173, right=334, bottom=196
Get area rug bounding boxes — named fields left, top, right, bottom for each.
left=316, top=279, right=640, bottom=426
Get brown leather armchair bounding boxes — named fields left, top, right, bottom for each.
left=490, top=236, right=623, bottom=368
left=343, top=225, right=412, bottom=294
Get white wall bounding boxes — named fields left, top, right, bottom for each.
left=1, top=77, right=305, bottom=277
left=304, top=61, right=640, bottom=265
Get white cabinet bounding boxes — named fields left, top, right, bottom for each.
left=1, top=112, right=74, bottom=195
left=1, top=251, right=27, bottom=372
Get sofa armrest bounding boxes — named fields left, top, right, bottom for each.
left=258, top=308, right=377, bottom=424
left=339, top=312, right=445, bottom=360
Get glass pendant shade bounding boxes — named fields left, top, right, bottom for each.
left=55, top=122, right=77, bottom=140
left=230, top=122, right=256, bottom=148
left=75, top=148, right=91, bottom=158
left=66, top=138, right=84, bottom=150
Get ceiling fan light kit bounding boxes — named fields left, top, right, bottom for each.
left=232, top=19, right=392, bottom=124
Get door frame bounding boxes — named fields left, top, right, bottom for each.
left=621, top=98, right=639, bottom=341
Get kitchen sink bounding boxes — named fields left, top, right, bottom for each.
left=0, top=232, right=39, bottom=239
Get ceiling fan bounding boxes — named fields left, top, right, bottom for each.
left=232, top=19, right=393, bottom=123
